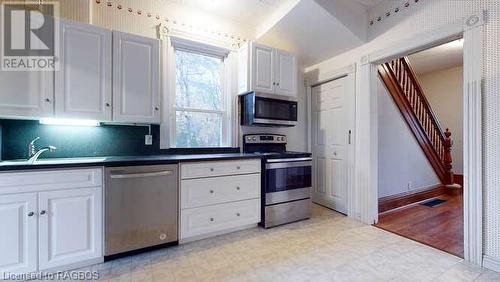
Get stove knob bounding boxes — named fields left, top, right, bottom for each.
left=252, top=137, right=257, bottom=141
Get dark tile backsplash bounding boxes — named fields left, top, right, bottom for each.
left=0, top=119, right=161, bottom=160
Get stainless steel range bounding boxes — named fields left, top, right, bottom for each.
left=243, top=134, right=312, bottom=228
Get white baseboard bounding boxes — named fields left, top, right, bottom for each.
left=483, top=255, right=500, bottom=272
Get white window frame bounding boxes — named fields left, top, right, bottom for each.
left=161, top=36, right=234, bottom=149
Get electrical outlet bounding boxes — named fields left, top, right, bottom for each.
left=145, top=135, right=153, bottom=145
left=407, top=181, right=412, bottom=190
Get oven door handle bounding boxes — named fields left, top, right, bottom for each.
left=266, top=160, right=312, bottom=169
left=266, top=157, right=312, bottom=163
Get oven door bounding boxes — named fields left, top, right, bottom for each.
left=254, top=94, right=298, bottom=126
left=265, top=159, right=312, bottom=205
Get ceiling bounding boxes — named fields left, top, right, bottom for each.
left=351, top=0, right=385, bottom=8
left=257, top=0, right=368, bottom=67
left=407, top=39, right=463, bottom=75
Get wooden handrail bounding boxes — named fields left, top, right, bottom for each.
left=378, top=57, right=453, bottom=184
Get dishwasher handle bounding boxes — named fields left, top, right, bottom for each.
left=109, top=170, right=174, bottom=179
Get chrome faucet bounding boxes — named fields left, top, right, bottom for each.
left=28, top=137, right=57, bottom=164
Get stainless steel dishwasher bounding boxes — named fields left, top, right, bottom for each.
left=105, top=164, right=178, bottom=257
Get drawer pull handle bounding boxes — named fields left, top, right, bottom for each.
left=40, top=210, right=47, bottom=216
left=209, top=190, right=214, bottom=194
left=236, top=186, right=240, bottom=190
left=110, top=170, right=173, bottom=179
left=210, top=218, right=214, bottom=222
left=236, top=213, right=240, bottom=217
left=27, top=211, right=35, bottom=217
left=210, top=168, right=214, bottom=172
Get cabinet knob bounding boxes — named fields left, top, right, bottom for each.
left=44, top=98, right=51, bottom=103
left=209, top=189, right=214, bottom=194
left=40, top=210, right=46, bottom=215
left=210, top=218, right=214, bottom=222
left=210, top=168, right=214, bottom=172
left=27, top=211, right=35, bottom=217
left=236, top=213, right=240, bottom=217
left=236, top=166, right=241, bottom=170
left=277, top=83, right=280, bottom=86
left=154, top=107, right=159, bottom=111
left=236, top=186, right=240, bottom=191
left=273, top=82, right=276, bottom=85
left=106, top=103, right=111, bottom=107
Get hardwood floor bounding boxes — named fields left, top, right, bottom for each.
left=375, top=193, right=463, bottom=258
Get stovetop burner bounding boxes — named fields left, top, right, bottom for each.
left=242, top=134, right=311, bottom=160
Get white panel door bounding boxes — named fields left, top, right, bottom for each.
left=0, top=193, right=37, bottom=276
left=251, top=43, right=275, bottom=94
left=56, top=20, right=112, bottom=120
left=113, top=31, right=160, bottom=123
left=38, top=188, right=102, bottom=270
left=312, top=76, right=353, bottom=214
left=0, top=70, right=53, bottom=119
left=275, top=50, right=297, bottom=96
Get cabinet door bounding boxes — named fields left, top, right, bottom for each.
left=0, top=70, right=53, bottom=119
left=251, top=43, right=275, bottom=94
left=38, top=188, right=102, bottom=270
left=55, top=20, right=112, bottom=121
left=275, top=50, right=297, bottom=96
left=0, top=193, right=37, bottom=276
left=113, top=32, right=160, bottom=123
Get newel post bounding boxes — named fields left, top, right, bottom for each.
left=443, top=128, right=453, bottom=184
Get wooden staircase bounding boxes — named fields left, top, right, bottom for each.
left=378, top=57, right=454, bottom=185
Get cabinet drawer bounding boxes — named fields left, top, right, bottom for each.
left=180, top=159, right=260, bottom=179
left=0, top=168, right=103, bottom=195
left=181, top=174, right=260, bottom=209
left=180, top=199, right=260, bottom=240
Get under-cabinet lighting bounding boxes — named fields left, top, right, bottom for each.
left=39, top=118, right=100, bottom=127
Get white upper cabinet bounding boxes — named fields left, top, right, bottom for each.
left=275, top=50, right=297, bottom=96
left=38, top=187, right=102, bottom=271
left=56, top=20, right=112, bottom=121
left=113, top=31, right=160, bottom=124
left=0, top=70, right=53, bottom=119
left=252, top=44, right=275, bottom=93
left=0, top=193, right=38, bottom=276
left=238, top=42, right=297, bottom=96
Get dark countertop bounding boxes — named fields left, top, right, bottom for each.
left=0, top=153, right=261, bottom=171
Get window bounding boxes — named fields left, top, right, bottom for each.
left=167, top=39, right=232, bottom=148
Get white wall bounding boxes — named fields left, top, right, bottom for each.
left=377, top=78, right=440, bottom=198
left=418, top=66, right=463, bottom=175
left=305, top=0, right=500, bottom=262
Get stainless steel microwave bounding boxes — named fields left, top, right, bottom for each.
left=239, top=91, right=298, bottom=127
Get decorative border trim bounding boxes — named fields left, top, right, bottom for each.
left=94, top=0, right=248, bottom=44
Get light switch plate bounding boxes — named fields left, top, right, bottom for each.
left=145, top=135, right=153, bottom=145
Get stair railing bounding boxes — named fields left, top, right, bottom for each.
left=378, top=57, right=454, bottom=184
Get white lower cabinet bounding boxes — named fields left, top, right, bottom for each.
left=0, top=168, right=103, bottom=276
left=38, top=188, right=102, bottom=271
left=180, top=159, right=261, bottom=242
left=181, top=199, right=260, bottom=239
left=0, top=193, right=38, bottom=276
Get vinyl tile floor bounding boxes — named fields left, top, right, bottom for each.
left=72, top=204, right=498, bottom=282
